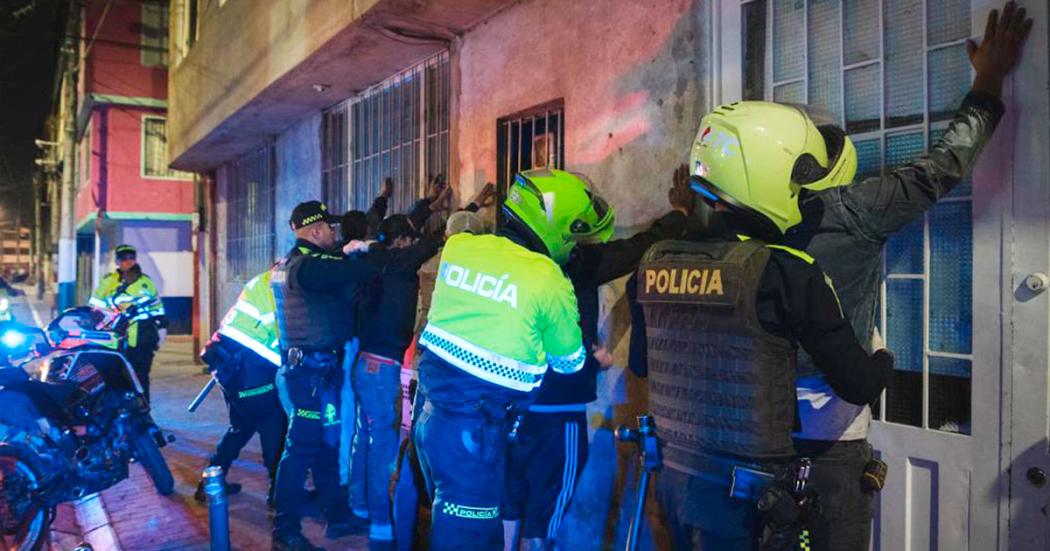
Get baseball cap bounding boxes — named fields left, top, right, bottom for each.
left=446, top=211, right=485, bottom=236
left=290, top=201, right=339, bottom=230
left=115, top=244, right=137, bottom=259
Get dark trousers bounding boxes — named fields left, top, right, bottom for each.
left=657, top=467, right=759, bottom=550
left=273, top=362, right=351, bottom=538
left=794, top=439, right=876, bottom=551
left=208, top=391, right=287, bottom=484
left=413, top=397, right=506, bottom=551
left=503, top=410, right=588, bottom=541
left=125, top=345, right=156, bottom=402
left=350, top=352, right=403, bottom=541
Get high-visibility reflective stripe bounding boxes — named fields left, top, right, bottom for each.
left=219, top=325, right=282, bottom=366
left=88, top=297, right=109, bottom=308
left=420, top=324, right=544, bottom=393
left=548, top=346, right=586, bottom=374
left=234, top=300, right=275, bottom=325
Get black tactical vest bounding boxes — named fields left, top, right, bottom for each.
left=636, top=238, right=797, bottom=471
left=271, top=247, right=351, bottom=351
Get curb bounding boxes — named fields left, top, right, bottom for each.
left=74, top=493, right=122, bottom=551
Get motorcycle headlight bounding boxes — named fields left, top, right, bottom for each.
left=1, top=329, right=25, bottom=349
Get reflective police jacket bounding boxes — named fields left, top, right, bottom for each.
left=217, top=270, right=280, bottom=367
left=630, top=236, right=892, bottom=471
left=89, top=267, right=165, bottom=348
left=419, top=233, right=586, bottom=396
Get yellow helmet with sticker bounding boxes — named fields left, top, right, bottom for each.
left=688, top=101, right=856, bottom=239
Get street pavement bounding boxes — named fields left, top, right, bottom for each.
left=8, top=287, right=369, bottom=550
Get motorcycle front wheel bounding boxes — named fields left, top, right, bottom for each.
left=130, top=430, right=174, bottom=496
left=0, top=448, right=51, bottom=551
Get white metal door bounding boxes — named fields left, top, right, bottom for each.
left=713, top=0, right=1049, bottom=548
left=1001, top=0, right=1050, bottom=547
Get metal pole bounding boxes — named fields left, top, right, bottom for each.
left=203, top=466, right=231, bottom=551
left=57, top=0, right=79, bottom=311
left=626, top=469, right=650, bottom=551
left=33, top=172, right=44, bottom=300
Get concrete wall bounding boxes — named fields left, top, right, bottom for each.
left=169, top=0, right=381, bottom=169
left=275, top=113, right=323, bottom=254
left=455, top=0, right=710, bottom=547
left=213, top=112, right=323, bottom=318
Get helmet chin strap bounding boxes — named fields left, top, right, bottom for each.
left=498, top=208, right=552, bottom=257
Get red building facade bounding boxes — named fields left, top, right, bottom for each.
left=75, top=0, right=194, bottom=333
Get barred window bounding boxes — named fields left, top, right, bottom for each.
left=341, top=51, right=450, bottom=215
left=321, top=105, right=349, bottom=212
left=496, top=100, right=565, bottom=196
left=142, top=117, right=193, bottom=179
left=744, top=0, right=974, bottom=434
left=141, top=2, right=169, bottom=67
left=225, top=144, right=276, bottom=281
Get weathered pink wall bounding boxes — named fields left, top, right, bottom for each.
left=455, top=0, right=710, bottom=546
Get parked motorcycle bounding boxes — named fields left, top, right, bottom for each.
left=0, top=299, right=174, bottom=551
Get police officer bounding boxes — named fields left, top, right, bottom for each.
left=629, top=102, right=894, bottom=549
left=673, top=7, right=1030, bottom=549
left=413, top=169, right=603, bottom=550
left=502, top=171, right=694, bottom=551
left=89, top=244, right=166, bottom=401
left=270, top=201, right=380, bottom=551
left=195, top=269, right=287, bottom=507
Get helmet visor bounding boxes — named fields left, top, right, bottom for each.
left=568, top=192, right=615, bottom=243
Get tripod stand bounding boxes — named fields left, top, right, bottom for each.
left=615, top=415, right=662, bottom=551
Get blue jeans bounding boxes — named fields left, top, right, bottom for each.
left=351, top=352, right=403, bottom=541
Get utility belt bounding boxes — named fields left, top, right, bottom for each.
left=422, top=396, right=526, bottom=446
left=282, top=347, right=341, bottom=371
left=681, top=448, right=819, bottom=551
left=281, top=347, right=343, bottom=400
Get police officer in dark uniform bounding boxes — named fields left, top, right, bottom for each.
left=270, top=201, right=381, bottom=551
left=628, top=102, right=894, bottom=549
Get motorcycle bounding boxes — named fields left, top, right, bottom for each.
left=0, top=298, right=174, bottom=551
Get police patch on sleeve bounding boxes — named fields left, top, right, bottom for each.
left=636, top=261, right=739, bottom=307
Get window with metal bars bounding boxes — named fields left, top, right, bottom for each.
left=495, top=100, right=566, bottom=222
left=337, top=51, right=450, bottom=216
left=225, top=144, right=276, bottom=282
left=743, top=0, right=974, bottom=434
left=141, top=2, right=169, bottom=67
left=322, top=105, right=349, bottom=212
left=142, top=117, right=193, bottom=180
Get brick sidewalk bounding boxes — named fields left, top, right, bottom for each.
left=92, top=337, right=368, bottom=550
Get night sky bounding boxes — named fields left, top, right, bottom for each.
left=0, top=0, right=61, bottom=227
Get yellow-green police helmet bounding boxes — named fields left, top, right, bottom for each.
left=502, top=168, right=615, bottom=265
left=688, top=101, right=856, bottom=239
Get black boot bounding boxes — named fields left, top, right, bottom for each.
left=272, top=532, right=324, bottom=551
